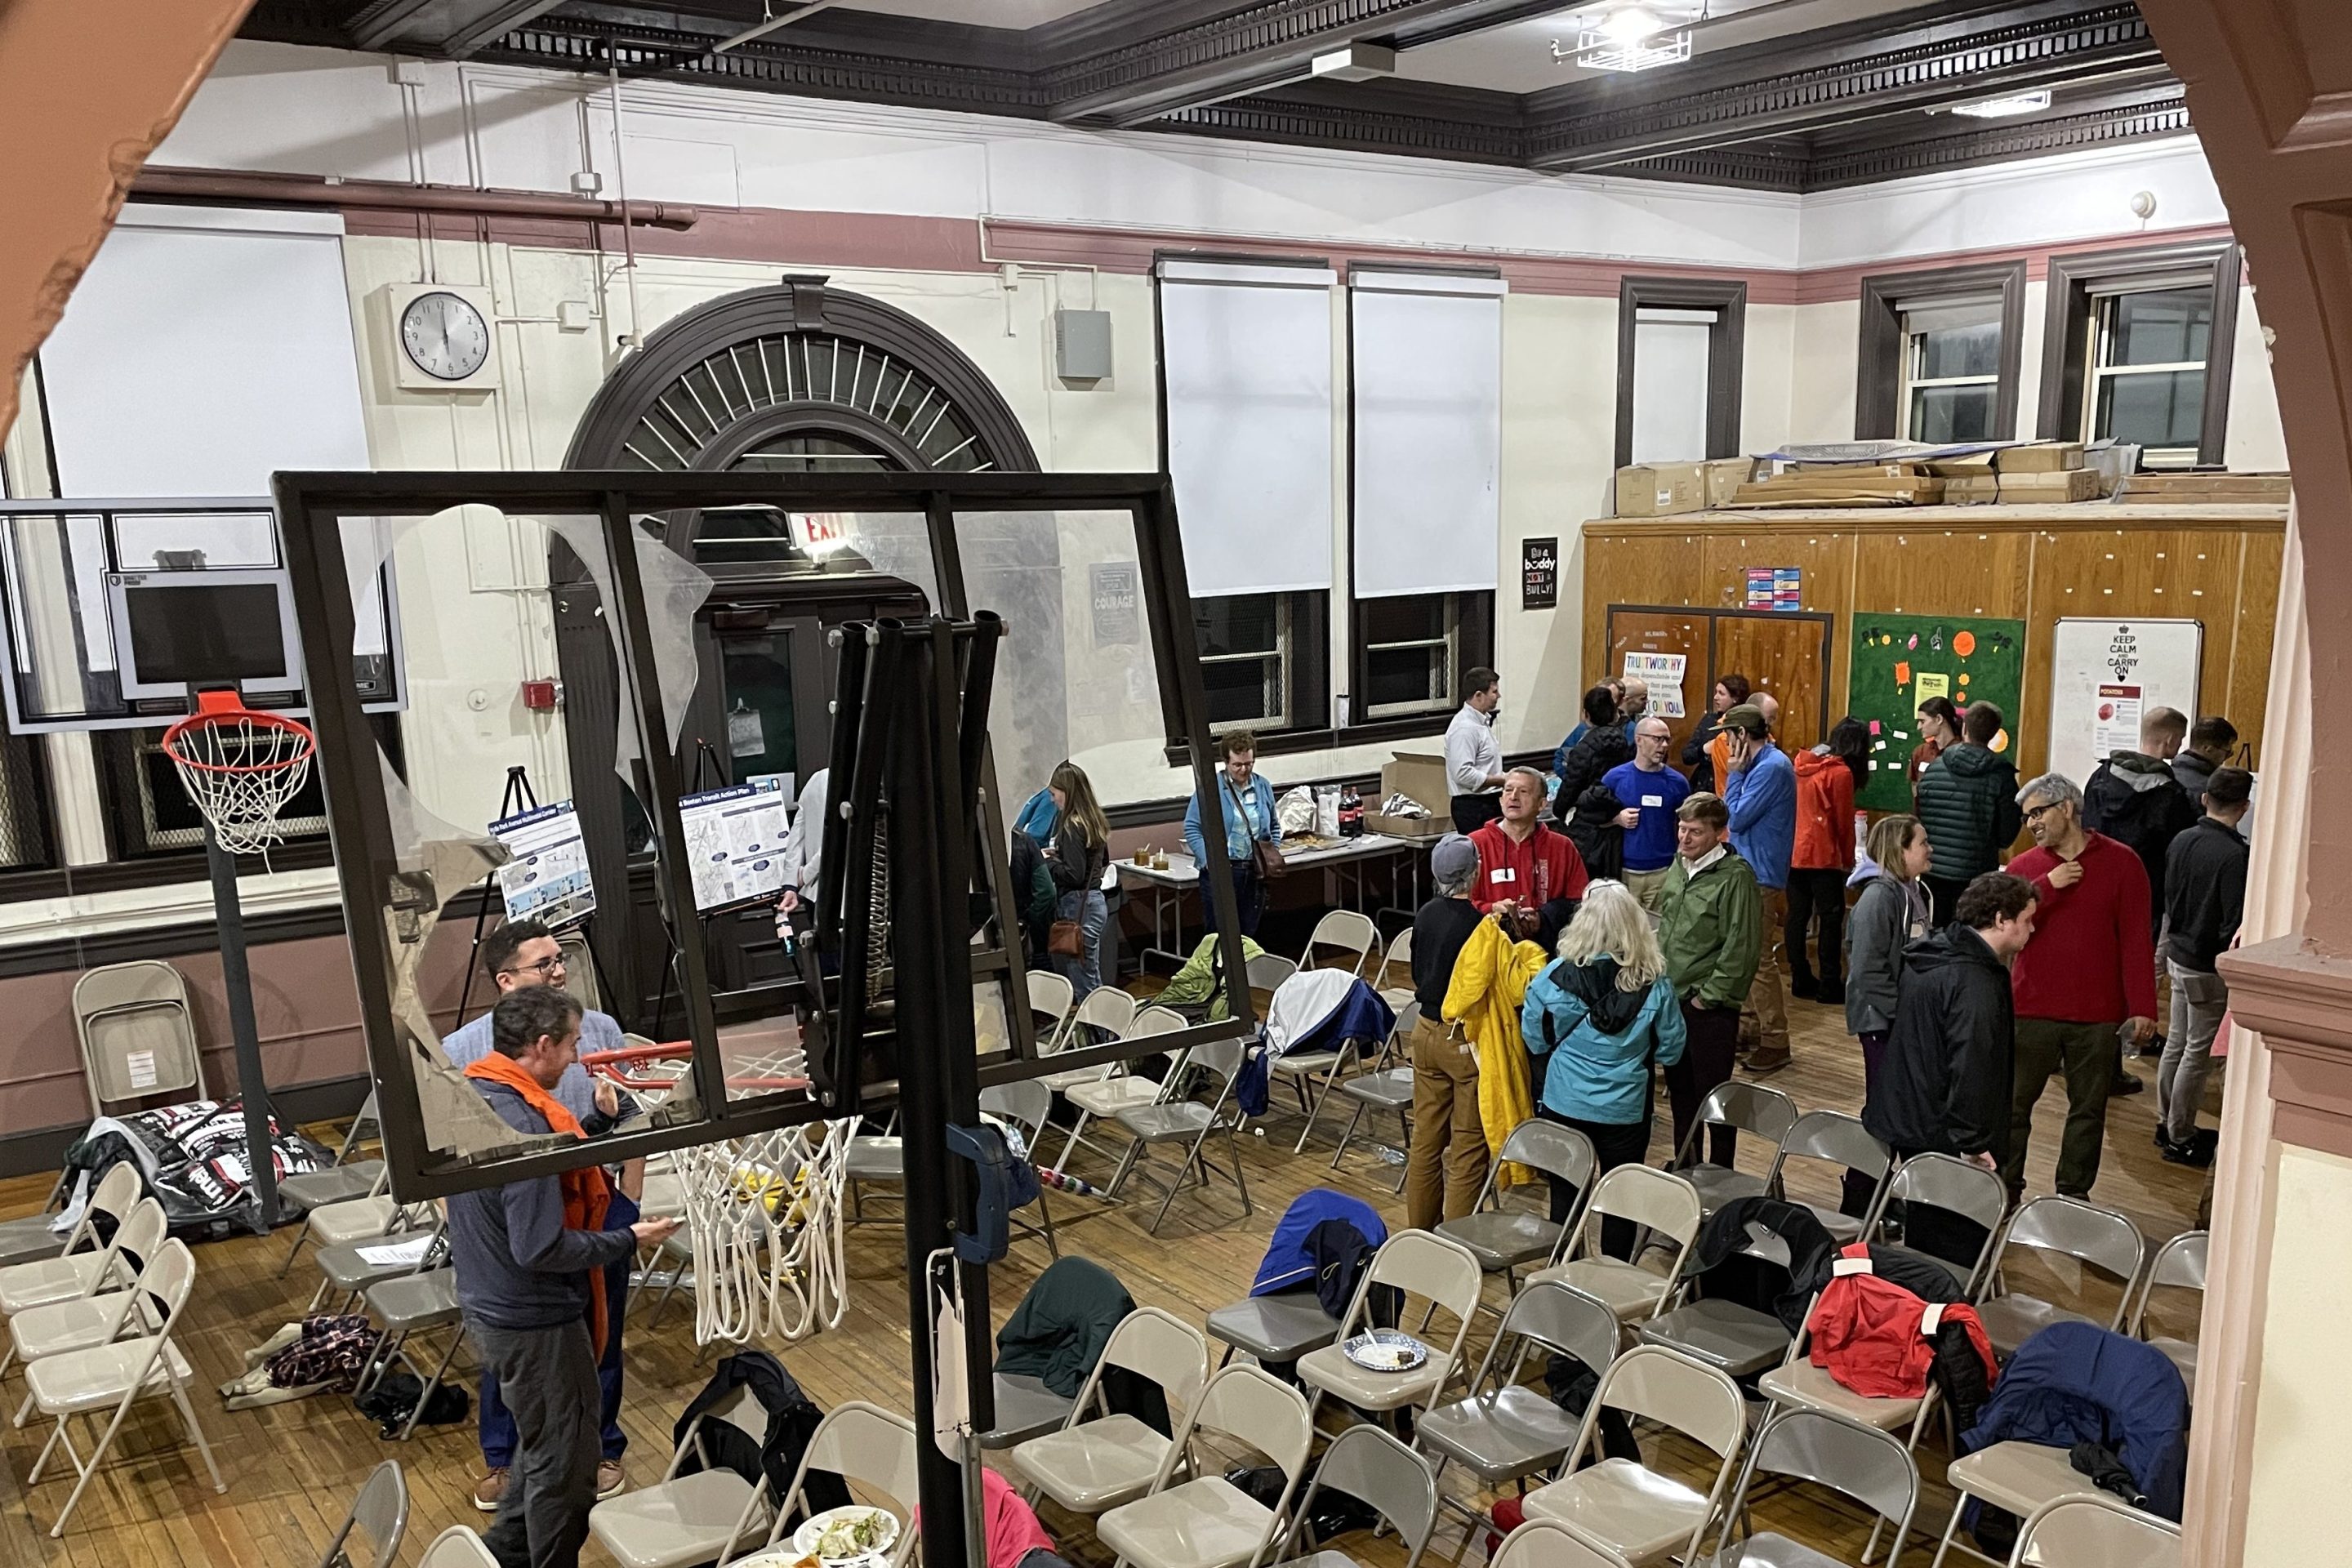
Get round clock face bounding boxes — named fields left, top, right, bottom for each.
left=400, top=291, right=491, bottom=381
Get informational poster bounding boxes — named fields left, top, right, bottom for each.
left=1846, top=612, right=2027, bottom=812
left=1521, top=537, right=1559, bottom=609
left=1089, top=562, right=1140, bottom=647
left=679, top=781, right=792, bottom=912
left=1746, top=567, right=1802, bottom=612
left=2091, top=684, right=2143, bottom=761
left=491, top=800, right=595, bottom=928
left=1620, top=650, right=1687, bottom=718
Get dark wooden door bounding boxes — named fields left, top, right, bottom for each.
left=1605, top=606, right=1710, bottom=760
left=1709, top=610, right=1835, bottom=750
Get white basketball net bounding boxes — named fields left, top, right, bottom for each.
left=163, top=710, right=316, bottom=857
left=674, top=1118, right=853, bottom=1347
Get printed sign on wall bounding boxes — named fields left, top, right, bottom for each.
left=1521, top=537, right=1559, bottom=609
left=1620, top=651, right=1687, bottom=719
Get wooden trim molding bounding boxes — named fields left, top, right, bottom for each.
left=2221, top=936, right=2352, bottom=1156
left=1854, top=259, right=2029, bottom=442
left=2036, top=236, right=2245, bottom=466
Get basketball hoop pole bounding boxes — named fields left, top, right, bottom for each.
left=203, top=817, right=279, bottom=1234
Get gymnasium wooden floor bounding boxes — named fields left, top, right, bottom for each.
left=0, top=988, right=2212, bottom=1568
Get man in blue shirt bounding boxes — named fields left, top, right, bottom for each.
left=1722, top=697, right=1797, bottom=1073
left=443, top=920, right=644, bottom=1513
left=1602, top=716, right=1690, bottom=913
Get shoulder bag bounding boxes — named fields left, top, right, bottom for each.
left=1227, top=777, right=1287, bottom=880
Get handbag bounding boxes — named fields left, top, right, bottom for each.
left=1048, top=919, right=1085, bottom=957
left=1227, top=777, right=1288, bottom=880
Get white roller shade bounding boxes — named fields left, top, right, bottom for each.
left=1631, top=308, right=1714, bottom=464
left=1350, top=271, right=1504, bottom=599
left=39, top=206, right=370, bottom=496
left=1158, top=259, right=1337, bottom=598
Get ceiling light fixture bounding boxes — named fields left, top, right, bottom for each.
left=1555, top=2, right=1701, bottom=74
left=1948, top=89, right=2054, bottom=118
left=1311, top=42, right=1398, bottom=82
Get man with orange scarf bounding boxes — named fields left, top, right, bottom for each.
left=452, top=987, right=679, bottom=1568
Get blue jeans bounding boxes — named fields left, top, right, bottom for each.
left=1053, top=889, right=1108, bottom=999
left=480, top=1190, right=635, bottom=1468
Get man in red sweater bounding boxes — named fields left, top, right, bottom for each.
left=1469, top=767, right=1589, bottom=950
left=2002, top=771, right=2157, bottom=1199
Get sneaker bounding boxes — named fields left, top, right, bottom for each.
left=473, top=1468, right=509, bottom=1513
left=2160, top=1137, right=2214, bottom=1169
left=597, top=1460, right=626, bottom=1500
left=2111, top=1072, right=2145, bottom=1097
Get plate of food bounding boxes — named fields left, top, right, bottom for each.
left=788, top=1504, right=900, bottom=1564
left=1341, top=1329, right=1428, bottom=1372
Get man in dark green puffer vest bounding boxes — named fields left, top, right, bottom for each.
left=1913, top=701, right=2023, bottom=928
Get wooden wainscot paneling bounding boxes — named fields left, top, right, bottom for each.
left=1580, top=527, right=1712, bottom=686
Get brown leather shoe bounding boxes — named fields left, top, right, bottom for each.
left=473, top=1468, right=509, bottom=1513
left=597, top=1460, right=625, bottom=1499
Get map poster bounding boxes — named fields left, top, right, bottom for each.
left=1620, top=650, right=1688, bottom=718
left=679, top=781, right=793, bottom=912
left=490, top=800, right=595, bottom=928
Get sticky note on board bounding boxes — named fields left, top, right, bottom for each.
left=1869, top=719, right=1882, bottom=735
left=1895, top=661, right=1912, bottom=685
left=1869, top=760, right=1880, bottom=770
left=1915, top=671, right=1951, bottom=704
left=1872, top=741, right=1886, bottom=752
left=1894, top=729, right=1910, bottom=740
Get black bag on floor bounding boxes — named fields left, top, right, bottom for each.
left=354, top=1371, right=470, bottom=1437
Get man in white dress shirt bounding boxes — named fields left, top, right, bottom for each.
left=1444, top=667, right=1506, bottom=833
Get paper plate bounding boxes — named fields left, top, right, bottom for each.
left=1342, top=1329, right=1428, bottom=1372
left=788, top=1503, right=900, bottom=1563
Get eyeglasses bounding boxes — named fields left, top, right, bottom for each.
left=500, top=954, right=567, bottom=980
left=2023, top=802, right=2065, bottom=823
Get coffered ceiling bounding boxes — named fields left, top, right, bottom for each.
left=243, top=0, right=2191, bottom=192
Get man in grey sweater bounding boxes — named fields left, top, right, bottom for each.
left=452, top=987, right=679, bottom=1568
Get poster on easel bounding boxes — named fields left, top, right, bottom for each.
left=1846, top=612, right=2027, bottom=811
left=490, top=800, right=595, bottom=928
left=679, top=780, right=793, bottom=912
left=2047, top=619, right=2204, bottom=787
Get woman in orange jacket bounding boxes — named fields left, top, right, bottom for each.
left=1788, top=718, right=1869, bottom=1003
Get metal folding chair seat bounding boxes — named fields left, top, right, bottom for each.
left=1521, top=1344, right=1747, bottom=1566
left=1205, top=1291, right=1342, bottom=1370
left=1296, top=1232, right=1482, bottom=1422
left=2129, top=1230, right=2207, bottom=1389
left=1528, top=1165, right=1704, bottom=1322
left=1693, top=1407, right=1919, bottom=1568
left=417, top=1526, right=501, bottom=1566
left=1672, top=1082, right=1798, bottom=1218
left=1767, top=1111, right=1892, bottom=1245
left=1013, top=1307, right=1208, bottom=1517
left=1976, top=1196, right=2145, bottom=1362
left=355, top=1269, right=466, bottom=1441
left=1637, top=1215, right=1797, bottom=1379
left=318, top=1459, right=408, bottom=1568
left=1417, top=1281, right=1619, bottom=1522
left=1438, top=1117, right=1596, bottom=1292
left=1494, top=1519, right=1636, bottom=1566
left=0, top=1215, right=69, bottom=1272
left=305, top=1194, right=403, bottom=1251
left=1268, top=1424, right=1439, bottom=1568
left=1096, top=1365, right=1312, bottom=1568
left=0, top=1165, right=143, bottom=1316
left=1927, top=1442, right=2107, bottom=1568
left=2009, top=1494, right=2181, bottom=1567
left=310, top=1224, right=444, bottom=1313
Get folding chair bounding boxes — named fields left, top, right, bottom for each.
left=1296, top=1231, right=1483, bottom=1428
left=72, top=960, right=204, bottom=1117
left=1301, top=909, right=1382, bottom=980
left=1417, top=1281, right=1620, bottom=1532
left=1438, top=1118, right=1597, bottom=1298
left=1494, top=1518, right=1635, bottom=1567
left=2128, top=1230, right=2207, bottom=1388
left=282, top=1089, right=390, bottom=1269
left=1107, top=1034, right=1253, bottom=1234
left=1246, top=951, right=1301, bottom=998
left=1928, top=1441, right=2118, bottom=1568
left=1636, top=1212, right=1797, bottom=1380
left=742, top=1401, right=920, bottom=1565
left=1096, top=1364, right=1314, bottom=1568
left=353, top=1267, right=466, bottom=1441
left=310, top=1219, right=446, bottom=1315
left=1768, top=1110, right=1894, bottom=1245
left=418, top=1526, right=502, bottom=1567
left=0, top=1212, right=72, bottom=1272
left=1027, top=969, right=1077, bottom=1054
left=1329, top=999, right=1419, bottom=1192
left=1669, top=1081, right=1798, bottom=1217
left=22, top=1239, right=223, bottom=1537
left=318, top=1459, right=409, bottom=1568
left=1521, top=1343, right=1747, bottom=1566
left=5, top=1200, right=171, bottom=1414
left=1976, top=1196, right=2145, bottom=1362
left=1050, top=996, right=1169, bottom=1174
left=1529, top=1165, right=1704, bottom=1322
left=978, top=1079, right=1059, bottom=1260
left=1269, top=1424, right=1439, bottom=1568
left=589, top=1377, right=776, bottom=1568
left=2008, top=1494, right=2181, bottom=1567
left=1374, top=925, right=1414, bottom=992
left=1013, top=1307, right=1210, bottom=1518
left=1868, top=1153, right=2011, bottom=1297
left=0, top=1165, right=149, bottom=1321
left=281, top=1165, right=397, bottom=1278
left=1701, top=1407, right=1922, bottom=1567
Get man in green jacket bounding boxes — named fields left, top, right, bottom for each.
left=1659, top=792, right=1763, bottom=1169
left=1913, top=701, right=2023, bottom=928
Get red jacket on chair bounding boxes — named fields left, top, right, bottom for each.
left=1808, top=1244, right=1996, bottom=1400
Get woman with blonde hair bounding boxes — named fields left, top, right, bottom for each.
left=1045, top=760, right=1112, bottom=997
left=1519, top=880, right=1686, bottom=1249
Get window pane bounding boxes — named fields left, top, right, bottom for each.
left=2103, top=288, right=2212, bottom=367
left=1361, top=595, right=1446, bottom=645
left=2096, top=368, right=2206, bottom=448
left=1202, top=656, right=1278, bottom=727
left=1365, top=645, right=1446, bottom=714
left=1194, top=594, right=1278, bottom=658
left=1912, top=320, right=2001, bottom=380
left=1909, top=383, right=2000, bottom=443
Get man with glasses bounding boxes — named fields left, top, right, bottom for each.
left=2002, top=774, right=2156, bottom=1200
left=1604, top=716, right=1690, bottom=913
left=442, top=920, right=644, bottom=1515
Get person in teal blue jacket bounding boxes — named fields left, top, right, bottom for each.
left=1181, top=728, right=1280, bottom=937
left=1521, top=880, right=1686, bottom=1246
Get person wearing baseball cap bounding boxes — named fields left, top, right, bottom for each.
left=1405, top=833, right=1489, bottom=1228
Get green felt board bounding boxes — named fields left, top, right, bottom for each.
left=1846, top=611, right=2027, bottom=812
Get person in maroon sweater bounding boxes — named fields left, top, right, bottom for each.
left=2002, top=771, right=2157, bottom=1199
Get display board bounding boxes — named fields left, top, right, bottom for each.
left=490, top=801, right=594, bottom=928
left=1846, top=611, right=2026, bottom=811
left=2047, top=618, right=2203, bottom=788
left=679, top=781, right=793, bottom=911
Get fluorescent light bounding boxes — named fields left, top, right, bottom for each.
left=1310, top=42, right=1397, bottom=82
left=1949, top=90, right=2053, bottom=119
left=1598, top=3, right=1660, bottom=41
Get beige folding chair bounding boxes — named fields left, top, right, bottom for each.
left=1494, top=1518, right=1635, bottom=1567
left=1096, top=1364, right=1313, bottom=1568
left=417, top=1526, right=502, bottom=1567
left=1668, top=1081, right=1798, bottom=1218
left=1328, top=998, right=1419, bottom=1191
left=1758, top=1293, right=1950, bottom=1541
left=1295, top=1230, right=1482, bottom=1426
left=283, top=1169, right=400, bottom=1278
left=978, top=1079, right=1060, bottom=1261
left=1767, top=1110, right=1893, bottom=1245
left=1268, top=1423, right=1439, bottom=1568
left=1106, top=1034, right=1254, bottom=1234
left=1027, top=968, right=1077, bottom=1054
left=1050, top=996, right=1167, bottom=1174
left=318, top=1459, right=409, bottom=1568
left=0, top=1165, right=149, bottom=1323
left=1976, top=1196, right=2145, bottom=1361
left=1928, top=1442, right=2115, bottom=1568
left=1267, top=975, right=1384, bottom=1154
left=22, top=1238, right=223, bottom=1537
left=1869, top=1153, right=2011, bottom=1297
left=2128, top=1230, right=2207, bottom=1388
left=1300, top=909, right=1381, bottom=980
left=72, top=960, right=204, bottom=1116
left=1521, top=1343, right=1747, bottom=1566
left=7, top=1199, right=171, bottom=1417
left=1529, top=1164, right=1703, bottom=1321
left=590, top=1379, right=775, bottom=1568
left=2008, top=1494, right=2181, bottom=1567
left=1440, top=1118, right=1597, bottom=1297
left=1012, top=1307, right=1210, bottom=1517
left=1245, top=951, right=1300, bottom=999
left=1701, top=1406, right=1921, bottom=1568
left=1374, top=926, right=1414, bottom=992
left=745, top=1401, right=920, bottom=1565
left=281, top=1089, right=390, bottom=1275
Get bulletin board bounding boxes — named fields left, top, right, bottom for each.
left=2046, top=619, right=2203, bottom=788
left=1846, top=612, right=2027, bottom=811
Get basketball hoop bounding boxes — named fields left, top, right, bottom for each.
left=161, top=690, right=317, bottom=856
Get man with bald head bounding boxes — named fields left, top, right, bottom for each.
left=1616, top=676, right=1650, bottom=744
left=1604, top=715, right=1690, bottom=912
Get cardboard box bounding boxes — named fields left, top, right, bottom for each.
left=1994, top=442, right=2085, bottom=473
left=1998, top=468, right=2102, bottom=503
left=2116, top=471, right=2292, bottom=501
left=1943, top=474, right=2002, bottom=505
left=1374, top=751, right=1451, bottom=833
left=1615, top=461, right=1708, bottom=518
left=1704, top=457, right=1757, bottom=507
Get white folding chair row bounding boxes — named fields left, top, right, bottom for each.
left=1530, top=1164, right=1704, bottom=1323
left=1013, top=1307, right=1210, bottom=1517
left=7, top=1199, right=172, bottom=1417
left=0, top=1164, right=144, bottom=1319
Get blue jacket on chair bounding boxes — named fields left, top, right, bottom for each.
left=1962, top=1321, right=2189, bottom=1520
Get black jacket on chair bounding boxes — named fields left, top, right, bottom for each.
left=1862, top=924, right=2015, bottom=1165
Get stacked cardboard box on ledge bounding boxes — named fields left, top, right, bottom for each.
left=1993, top=441, right=2100, bottom=503
left=2115, top=471, right=2292, bottom=504
left=1612, top=458, right=1757, bottom=516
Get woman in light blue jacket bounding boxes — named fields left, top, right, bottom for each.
left=1521, top=880, right=1686, bottom=1249
left=1181, top=728, right=1280, bottom=937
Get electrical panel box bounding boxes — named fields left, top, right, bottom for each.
left=1054, top=309, right=1113, bottom=381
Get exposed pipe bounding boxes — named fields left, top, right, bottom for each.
left=128, top=166, right=701, bottom=229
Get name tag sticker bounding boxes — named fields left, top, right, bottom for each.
left=1490, top=868, right=1517, bottom=884
left=1831, top=1256, right=1874, bottom=1277
left=1642, top=795, right=1664, bottom=808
